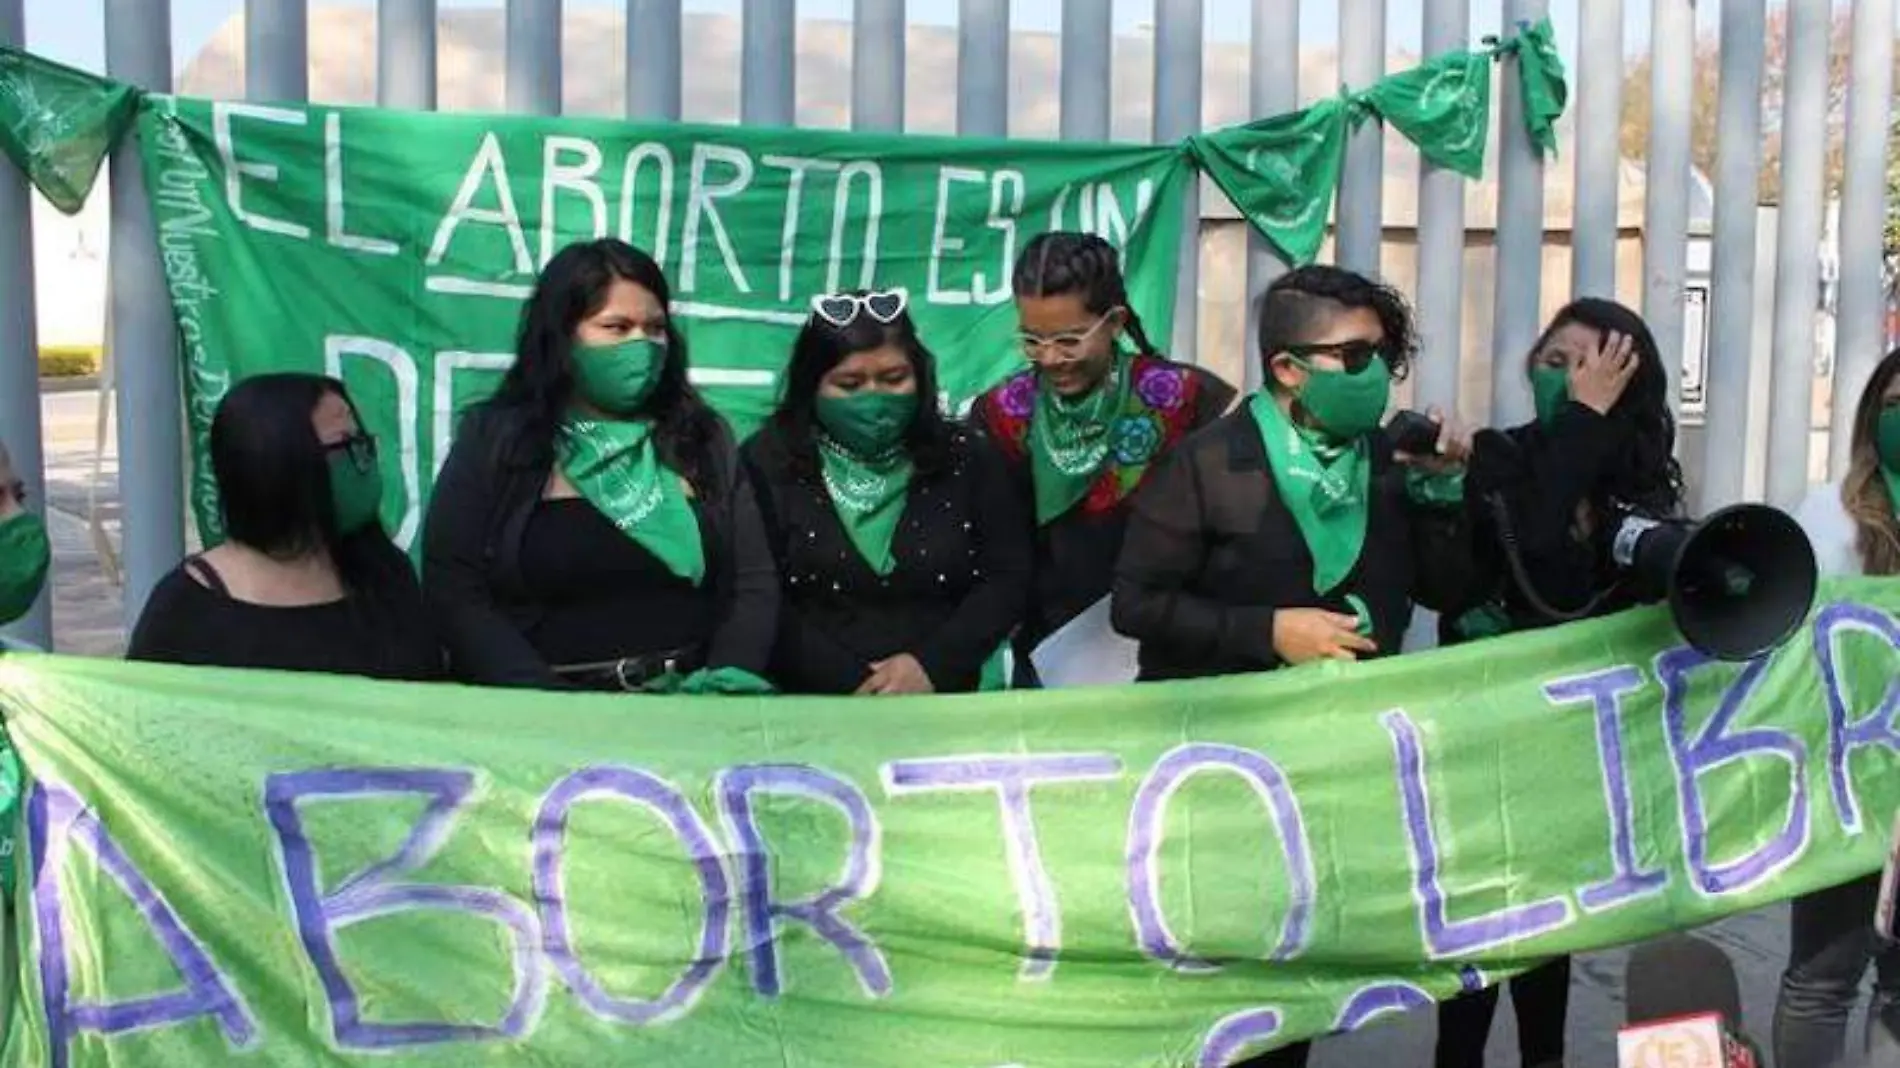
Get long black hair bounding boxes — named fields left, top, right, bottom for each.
left=478, top=238, right=721, bottom=491
left=209, top=372, right=399, bottom=596
left=769, top=296, right=955, bottom=479
left=1256, top=264, right=1418, bottom=386
left=1531, top=298, right=1685, bottom=517
left=1011, top=231, right=1161, bottom=356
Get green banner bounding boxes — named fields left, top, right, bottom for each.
left=0, top=32, right=1565, bottom=549
left=1, top=579, right=1896, bottom=1065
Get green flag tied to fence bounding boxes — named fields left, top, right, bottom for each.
left=0, top=578, right=1895, bottom=1065
left=0, top=33, right=1564, bottom=549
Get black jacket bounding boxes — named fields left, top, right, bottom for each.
left=1444, top=401, right=1655, bottom=642
left=422, top=406, right=779, bottom=688
left=1111, top=409, right=1475, bottom=682
left=742, top=425, right=1030, bottom=694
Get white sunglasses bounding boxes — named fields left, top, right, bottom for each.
left=810, top=288, right=909, bottom=328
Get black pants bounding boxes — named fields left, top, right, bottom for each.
left=1434, top=957, right=1569, bottom=1068
left=1233, top=1040, right=1309, bottom=1067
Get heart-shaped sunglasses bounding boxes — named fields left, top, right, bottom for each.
left=810, top=288, right=909, bottom=328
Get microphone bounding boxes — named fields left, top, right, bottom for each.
left=1619, top=935, right=1761, bottom=1067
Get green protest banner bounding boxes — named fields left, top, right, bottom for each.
left=0, top=579, right=1896, bottom=1066
left=0, top=32, right=1565, bottom=552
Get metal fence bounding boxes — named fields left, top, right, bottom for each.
left=0, top=0, right=1892, bottom=652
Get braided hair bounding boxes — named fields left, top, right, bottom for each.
left=1011, top=232, right=1160, bottom=357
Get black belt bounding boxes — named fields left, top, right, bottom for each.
left=551, top=647, right=704, bottom=692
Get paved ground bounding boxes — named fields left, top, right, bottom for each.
left=12, top=388, right=1868, bottom=1065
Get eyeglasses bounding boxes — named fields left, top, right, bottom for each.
left=811, top=289, right=909, bottom=328
left=1282, top=339, right=1391, bottom=376
left=1018, top=312, right=1116, bottom=364
left=323, top=433, right=379, bottom=474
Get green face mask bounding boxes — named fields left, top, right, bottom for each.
left=572, top=337, right=666, bottom=416
left=1291, top=356, right=1392, bottom=440
left=0, top=511, right=51, bottom=625
left=1878, top=405, right=1900, bottom=473
left=1530, top=365, right=1571, bottom=428
left=327, top=451, right=384, bottom=535
left=816, top=390, right=918, bottom=456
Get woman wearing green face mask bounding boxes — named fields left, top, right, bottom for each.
left=1433, top=298, right=1683, bottom=1068
left=741, top=290, right=1030, bottom=695
left=0, top=441, right=51, bottom=639
left=1773, top=347, right=1900, bottom=1068
left=423, top=239, right=779, bottom=692
left=126, top=374, right=440, bottom=680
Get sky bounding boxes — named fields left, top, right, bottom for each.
left=17, top=0, right=1751, bottom=82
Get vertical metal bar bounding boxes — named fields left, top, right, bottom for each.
left=627, top=0, right=682, bottom=120
left=853, top=0, right=907, bottom=132
left=957, top=0, right=1010, bottom=137
left=505, top=0, right=562, bottom=115
left=1641, top=0, right=1693, bottom=418
left=1829, top=0, right=1896, bottom=479
left=245, top=0, right=308, bottom=102
left=1489, top=0, right=1549, bottom=428
left=106, top=0, right=183, bottom=631
left=1242, top=0, right=1298, bottom=393
left=1154, top=0, right=1203, bottom=362
left=742, top=0, right=796, bottom=126
left=0, top=0, right=49, bottom=648
left=378, top=0, right=437, bottom=110
left=1059, top=0, right=1112, bottom=141
left=1765, top=0, right=1832, bottom=507
left=1335, top=0, right=1384, bottom=273
left=1571, top=0, right=1622, bottom=297
left=1412, top=0, right=1466, bottom=414
left=1698, top=0, right=1768, bottom=511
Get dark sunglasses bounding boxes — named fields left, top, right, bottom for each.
left=322, top=433, right=379, bottom=474
left=1282, top=339, right=1391, bottom=376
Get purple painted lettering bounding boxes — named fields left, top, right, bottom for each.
left=1332, top=981, right=1433, bottom=1032
left=1543, top=668, right=1670, bottom=911
left=1126, top=743, right=1315, bottom=971
left=1198, top=1007, right=1286, bottom=1067
left=28, top=781, right=256, bottom=1068
left=1659, top=649, right=1810, bottom=895
left=263, top=768, right=547, bottom=1048
left=716, top=764, right=890, bottom=998
left=1382, top=710, right=1571, bottom=957
left=1813, top=604, right=1900, bottom=834
left=882, top=753, right=1122, bottom=980
left=533, top=766, right=731, bottom=1025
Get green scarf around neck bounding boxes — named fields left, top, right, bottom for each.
left=558, top=417, right=706, bottom=585
left=1248, top=390, right=1372, bottom=595
left=818, top=434, right=914, bottom=576
left=1028, top=355, right=1133, bottom=524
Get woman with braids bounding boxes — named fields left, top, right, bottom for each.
left=1432, top=297, right=1687, bottom=1068
left=1772, top=348, right=1900, bottom=1067
left=423, top=239, right=778, bottom=692
left=973, top=232, right=1236, bottom=681
left=1112, top=264, right=1472, bottom=1066
left=742, top=289, right=1030, bottom=695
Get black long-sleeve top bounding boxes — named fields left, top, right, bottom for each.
left=741, top=425, right=1031, bottom=694
left=1110, top=410, right=1475, bottom=682
left=422, top=407, right=778, bottom=688
left=1442, top=401, right=1653, bottom=643
left=973, top=355, right=1237, bottom=652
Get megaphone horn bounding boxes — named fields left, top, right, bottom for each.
left=1611, top=504, right=1819, bottom=662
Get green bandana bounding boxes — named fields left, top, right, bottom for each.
left=1028, top=356, right=1133, bottom=525
left=572, top=338, right=666, bottom=417
left=816, top=390, right=916, bottom=456
left=557, top=418, right=706, bottom=585
left=1290, top=355, right=1392, bottom=439
left=327, top=451, right=384, bottom=535
left=0, top=511, right=50, bottom=625
left=1878, top=406, right=1900, bottom=518
left=1249, top=390, right=1372, bottom=595
left=1530, top=365, right=1570, bottom=428
left=818, top=433, right=913, bottom=577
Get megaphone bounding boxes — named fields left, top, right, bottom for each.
left=1608, top=504, right=1818, bottom=662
